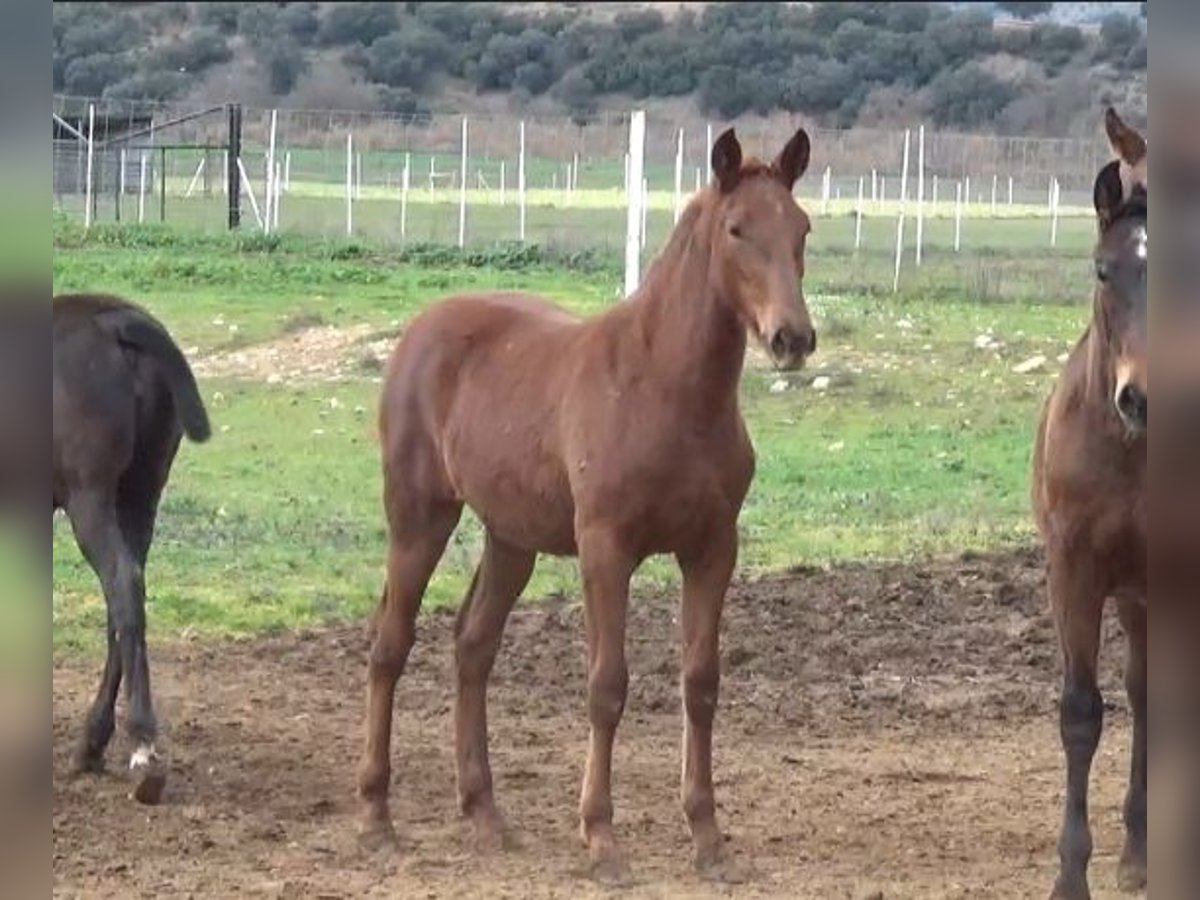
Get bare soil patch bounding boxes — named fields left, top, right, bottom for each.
left=53, top=547, right=1139, bottom=898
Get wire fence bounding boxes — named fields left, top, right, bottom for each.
left=53, top=95, right=1108, bottom=297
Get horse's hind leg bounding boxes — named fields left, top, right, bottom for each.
left=1049, top=559, right=1105, bottom=900
left=1116, top=598, right=1147, bottom=893
left=454, top=531, right=535, bottom=852
left=66, top=487, right=164, bottom=803
left=356, top=498, right=461, bottom=849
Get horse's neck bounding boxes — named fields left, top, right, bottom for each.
left=631, top=228, right=746, bottom=411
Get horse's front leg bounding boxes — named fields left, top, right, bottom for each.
left=576, top=526, right=636, bottom=886
left=676, top=525, right=740, bottom=882
left=1049, top=557, right=1105, bottom=900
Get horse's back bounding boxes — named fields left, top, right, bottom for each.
left=380, top=291, right=585, bottom=551
left=382, top=291, right=581, bottom=425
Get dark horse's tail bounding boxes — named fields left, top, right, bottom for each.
left=101, top=307, right=212, bottom=443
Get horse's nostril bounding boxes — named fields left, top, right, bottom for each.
left=770, top=330, right=788, bottom=358
left=808, top=329, right=818, bottom=355
left=1116, top=383, right=1148, bottom=427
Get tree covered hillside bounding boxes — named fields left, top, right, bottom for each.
left=53, top=1, right=1146, bottom=135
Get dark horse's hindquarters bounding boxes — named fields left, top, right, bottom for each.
left=53, top=293, right=210, bottom=804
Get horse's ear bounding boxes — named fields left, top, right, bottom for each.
left=1094, top=159, right=1124, bottom=229
left=711, top=128, right=742, bottom=193
left=1105, top=106, right=1146, bottom=167
left=772, top=127, right=811, bottom=190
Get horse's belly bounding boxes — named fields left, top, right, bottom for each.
left=447, top=442, right=577, bottom=555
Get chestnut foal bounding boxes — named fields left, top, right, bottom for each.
left=357, top=127, right=817, bottom=883
left=1032, top=108, right=1147, bottom=900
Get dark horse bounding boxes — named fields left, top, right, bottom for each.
left=358, top=127, right=816, bottom=883
left=1032, top=109, right=1147, bottom=900
left=53, top=293, right=211, bottom=803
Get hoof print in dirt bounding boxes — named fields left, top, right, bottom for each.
left=357, top=824, right=399, bottom=854
left=589, top=857, right=634, bottom=889
left=695, top=851, right=750, bottom=886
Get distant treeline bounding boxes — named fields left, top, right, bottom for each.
left=53, top=2, right=1146, bottom=132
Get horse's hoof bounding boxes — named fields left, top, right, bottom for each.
left=129, top=745, right=166, bottom=805
left=1049, top=878, right=1091, bottom=900
left=694, top=846, right=748, bottom=885
left=590, top=855, right=634, bottom=888
left=467, top=811, right=517, bottom=854
left=357, top=820, right=398, bottom=854
left=1117, top=855, right=1147, bottom=893
left=71, top=747, right=106, bottom=777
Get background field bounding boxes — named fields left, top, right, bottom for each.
left=49, top=212, right=1142, bottom=900
left=51, top=214, right=1090, bottom=653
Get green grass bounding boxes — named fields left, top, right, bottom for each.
left=51, top=220, right=1089, bottom=655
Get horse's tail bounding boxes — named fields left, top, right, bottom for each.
left=100, top=307, right=212, bottom=443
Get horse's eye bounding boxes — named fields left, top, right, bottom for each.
left=727, top=222, right=743, bottom=239
left=1095, top=261, right=1111, bottom=283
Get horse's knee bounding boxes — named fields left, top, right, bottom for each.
left=682, top=661, right=719, bottom=727
left=369, top=627, right=413, bottom=680
left=455, top=624, right=496, bottom=686
left=1060, top=681, right=1103, bottom=754
left=587, top=660, right=628, bottom=729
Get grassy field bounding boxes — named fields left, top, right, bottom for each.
left=51, top=218, right=1091, bottom=654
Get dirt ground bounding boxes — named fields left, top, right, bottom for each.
left=52, top=547, right=1141, bottom=899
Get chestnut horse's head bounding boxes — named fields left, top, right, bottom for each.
left=1093, top=109, right=1148, bottom=435
left=708, top=127, right=816, bottom=371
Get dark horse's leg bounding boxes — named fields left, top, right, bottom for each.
left=356, top=497, right=461, bottom=849
left=66, top=488, right=164, bottom=803
left=575, top=526, right=636, bottom=886
left=1116, top=598, right=1147, bottom=893
left=676, top=525, right=740, bottom=882
left=1049, top=559, right=1105, bottom=900
left=453, top=530, right=535, bottom=851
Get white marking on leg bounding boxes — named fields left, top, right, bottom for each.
left=130, top=743, right=158, bottom=770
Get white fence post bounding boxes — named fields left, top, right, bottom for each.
left=400, top=152, right=410, bottom=240
left=273, top=159, right=282, bottom=231
left=964, top=175, right=971, bottom=212
left=345, top=133, right=353, bottom=237
left=264, top=108, right=277, bottom=234
left=624, top=110, right=646, bottom=296
left=518, top=121, right=527, bottom=243
left=138, top=151, right=147, bottom=223
left=1050, top=178, right=1061, bottom=247
left=84, top=103, right=95, bottom=230
left=954, top=180, right=963, bottom=253
left=892, top=129, right=911, bottom=294
left=673, top=128, right=684, bottom=224
left=458, top=116, right=468, bottom=248
left=821, top=165, right=831, bottom=215
left=854, top=175, right=864, bottom=251
left=284, top=151, right=291, bottom=191
left=237, top=157, right=265, bottom=230
left=119, top=148, right=127, bottom=197
left=915, top=125, right=925, bottom=266
left=871, top=168, right=878, bottom=203
left=1008, top=175, right=1014, bottom=206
